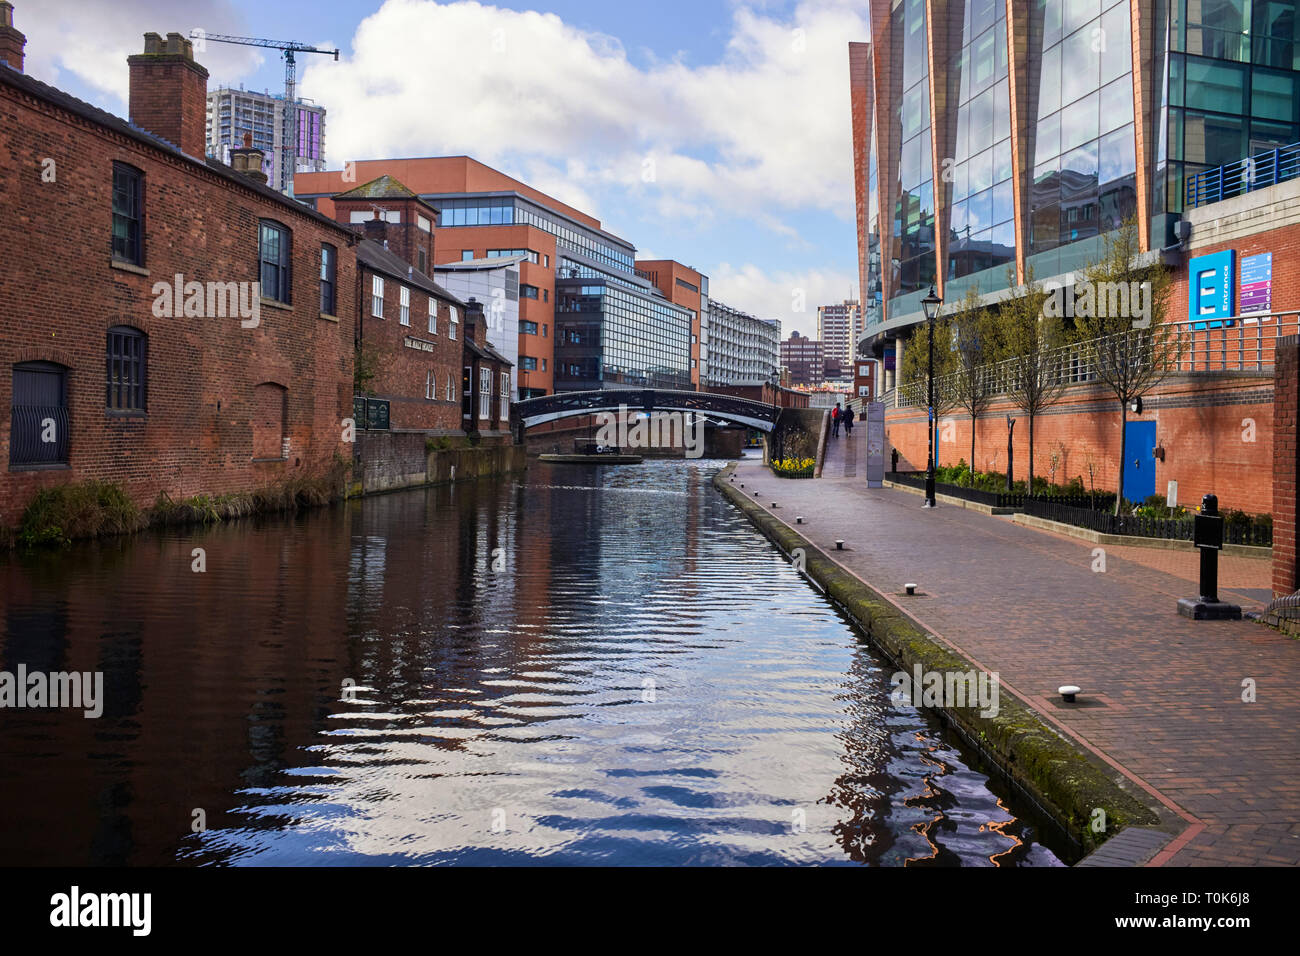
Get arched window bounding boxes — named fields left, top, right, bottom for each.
left=106, top=326, right=147, bottom=412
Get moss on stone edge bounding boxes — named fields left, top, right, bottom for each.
left=712, top=464, right=1162, bottom=856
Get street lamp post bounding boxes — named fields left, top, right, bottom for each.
left=920, top=286, right=942, bottom=508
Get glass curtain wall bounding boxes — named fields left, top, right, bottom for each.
left=944, top=0, right=1015, bottom=301
left=888, top=0, right=937, bottom=319
left=1025, top=0, right=1137, bottom=279
left=1154, top=0, right=1300, bottom=243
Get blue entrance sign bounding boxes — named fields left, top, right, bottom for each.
left=1188, top=249, right=1235, bottom=329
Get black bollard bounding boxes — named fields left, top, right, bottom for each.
left=1177, top=493, right=1242, bottom=620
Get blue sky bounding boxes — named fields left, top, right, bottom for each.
left=19, top=0, right=867, bottom=335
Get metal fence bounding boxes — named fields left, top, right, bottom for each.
left=890, top=313, right=1296, bottom=409
left=1186, top=141, right=1300, bottom=209
left=9, top=404, right=69, bottom=466
left=1024, top=498, right=1272, bottom=547
left=886, top=471, right=1116, bottom=511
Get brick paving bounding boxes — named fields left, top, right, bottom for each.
left=731, top=438, right=1300, bottom=866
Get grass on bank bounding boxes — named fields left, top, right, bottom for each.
left=11, top=473, right=342, bottom=548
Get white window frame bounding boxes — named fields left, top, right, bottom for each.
left=371, top=275, right=384, bottom=318
left=428, top=296, right=437, bottom=335
left=449, top=305, right=458, bottom=340
left=446, top=376, right=454, bottom=401
left=499, top=371, right=509, bottom=421
left=400, top=285, right=410, bottom=326
left=426, top=369, right=436, bottom=399
left=479, top=367, right=491, bottom=420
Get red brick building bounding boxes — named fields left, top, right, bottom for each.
left=354, top=236, right=466, bottom=433
left=331, top=174, right=512, bottom=438
left=296, top=157, right=643, bottom=399
left=0, top=16, right=357, bottom=527
left=459, top=299, right=513, bottom=438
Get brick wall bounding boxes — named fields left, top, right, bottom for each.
left=884, top=374, right=1273, bottom=514
left=357, top=261, right=464, bottom=433
left=0, top=69, right=356, bottom=527
left=1274, top=337, right=1298, bottom=596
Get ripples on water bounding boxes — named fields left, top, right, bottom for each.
left=0, top=458, right=1064, bottom=866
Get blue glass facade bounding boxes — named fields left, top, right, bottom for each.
left=555, top=280, right=693, bottom=391
left=853, top=0, right=1300, bottom=342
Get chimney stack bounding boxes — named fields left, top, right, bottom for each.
left=127, top=31, right=209, bottom=158
left=229, top=132, right=268, bottom=184
left=0, top=2, right=26, bottom=72
left=465, top=297, right=485, bottom=344
left=361, top=217, right=389, bottom=244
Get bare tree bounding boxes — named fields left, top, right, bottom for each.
left=1074, top=217, right=1178, bottom=514
left=1000, top=265, right=1068, bottom=494
left=950, top=284, right=997, bottom=484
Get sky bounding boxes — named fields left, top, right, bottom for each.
left=18, top=0, right=867, bottom=336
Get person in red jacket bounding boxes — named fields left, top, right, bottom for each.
left=831, top=403, right=841, bottom=437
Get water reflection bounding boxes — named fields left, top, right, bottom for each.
left=0, top=461, right=1063, bottom=866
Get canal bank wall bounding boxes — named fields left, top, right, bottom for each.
left=350, top=432, right=527, bottom=496
left=712, top=463, right=1164, bottom=859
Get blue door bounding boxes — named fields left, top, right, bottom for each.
left=1122, top=420, right=1157, bottom=504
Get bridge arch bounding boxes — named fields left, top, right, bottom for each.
left=510, top=388, right=782, bottom=440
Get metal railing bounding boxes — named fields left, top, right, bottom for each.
left=891, top=312, right=1296, bottom=409
left=1024, top=498, right=1272, bottom=547
left=886, top=471, right=1116, bottom=511
left=8, top=404, right=69, bottom=466
left=1186, top=140, right=1300, bottom=209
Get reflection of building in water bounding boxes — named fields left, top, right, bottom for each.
left=0, top=508, right=355, bottom=865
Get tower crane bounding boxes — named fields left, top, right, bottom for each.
left=190, top=31, right=339, bottom=196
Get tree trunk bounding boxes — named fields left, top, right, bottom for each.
left=1116, top=399, right=1128, bottom=516
left=1028, top=413, right=1036, bottom=496
left=970, top=415, right=977, bottom=486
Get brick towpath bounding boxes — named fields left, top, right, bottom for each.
left=730, top=433, right=1300, bottom=866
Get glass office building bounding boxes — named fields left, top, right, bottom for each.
left=555, top=280, right=694, bottom=391
left=850, top=0, right=1300, bottom=383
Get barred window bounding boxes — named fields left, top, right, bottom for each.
left=106, top=326, right=147, bottom=412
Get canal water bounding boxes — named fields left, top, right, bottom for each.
left=0, top=458, right=1065, bottom=866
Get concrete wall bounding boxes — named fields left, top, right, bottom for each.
left=353, top=431, right=525, bottom=495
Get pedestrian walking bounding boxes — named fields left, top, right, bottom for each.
left=831, top=403, right=841, bottom=437
left=843, top=404, right=855, bottom=436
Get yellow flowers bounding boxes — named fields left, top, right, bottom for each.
left=772, top=457, right=815, bottom=476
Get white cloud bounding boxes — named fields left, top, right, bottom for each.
left=300, top=0, right=865, bottom=228
left=708, top=261, right=858, bottom=338
left=20, top=0, right=261, bottom=106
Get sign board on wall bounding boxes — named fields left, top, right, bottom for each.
left=1188, top=249, right=1235, bottom=327
left=1239, top=252, right=1272, bottom=315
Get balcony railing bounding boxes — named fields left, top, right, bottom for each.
left=1186, top=141, right=1300, bottom=209
left=890, top=312, right=1296, bottom=409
